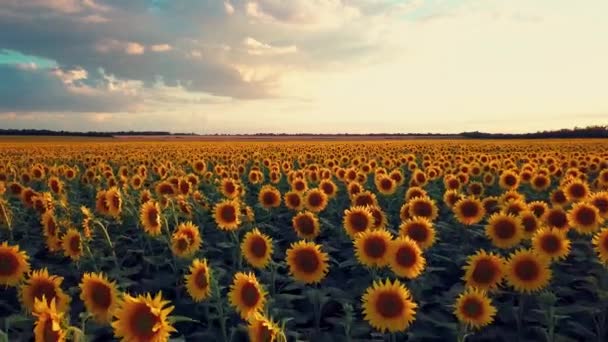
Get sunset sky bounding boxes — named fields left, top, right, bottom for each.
left=0, top=0, right=606, bottom=134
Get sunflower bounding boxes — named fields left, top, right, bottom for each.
left=343, top=206, right=374, bottom=238
left=140, top=201, right=163, bottom=236
left=589, top=191, right=608, bottom=219
left=105, top=187, right=123, bottom=218
left=185, top=258, right=211, bottom=302
left=354, top=229, right=392, bottom=268
left=284, top=191, right=304, bottom=211
left=47, top=176, right=63, bottom=195
left=519, top=210, right=540, bottom=239
left=505, top=249, right=551, bottom=293
left=501, top=199, right=528, bottom=217
left=292, top=211, right=321, bottom=240
left=453, top=197, right=486, bottom=225
left=291, top=178, right=308, bottom=193
left=258, top=185, right=281, bottom=209
left=171, top=222, right=202, bottom=258
left=531, top=227, right=570, bottom=261
left=304, top=188, right=328, bottom=213
left=453, top=289, right=496, bottom=329
left=567, top=202, right=604, bottom=234
left=95, top=189, right=110, bottom=216
left=563, top=179, right=590, bottom=202
left=79, top=272, right=120, bottom=324
left=462, top=250, right=505, bottom=291
left=155, top=181, right=177, bottom=197
left=388, top=237, right=426, bottom=279
left=351, top=191, right=378, bottom=207
left=543, top=207, right=570, bottom=231
left=248, top=313, right=284, bottom=342
left=0, top=241, right=30, bottom=287
left=482, top=196, right=501, bottom=216
left=530, top=174, right=551, bottom=192
left=485, top=213, right=524, bottom=249
left=285, top=240, right=329, bottom=284
left=20, top=268, right=71, bottom=313
left=376, top=175, right=397, bottom=195
left=228, top=272, right=267, bottom=320
left=550, top=188, right=569, bottom=207
left=398, top=217, right=436, bottom=250
left=213, top=200, right=241, bottom=231
left=499, top=170, right=520, bottom=190
left=362, top=279, right=417, bottom=333
left=368, top=205, right=388, bottom=230
left=41, top=211, right=59, bottom=241
left=241, top=228, right=273, bottom=269
left=407, top=196, right=439, bottom=221
left=405, top=187, right=428, bottom=202
left=33, top=297, right=66, bottom=342
left=528, top=201, right=549, bottom=218
left=347, top=181, right=363, bottom=197
left=443, top=190, right=463, bottom=209
left=591, top=227, right=608, bottom=266
left=61, top=229, right=83, bottom=261
left=111, top=292, right=176, bottom=342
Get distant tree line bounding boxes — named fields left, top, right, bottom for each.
left=461, top=125, right=608, bottom=139
left=0, top=125, right=605, bottom=139
left=0, top=129, right=198, bottom=137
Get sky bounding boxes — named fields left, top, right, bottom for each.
left=0, top=0, right=607, bottom=134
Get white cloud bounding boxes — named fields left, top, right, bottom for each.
left=150, top=44, right=172, bottom=52
left=224, top=1, right=235, bottom=15
left=243, top=37, right=297, bottom=55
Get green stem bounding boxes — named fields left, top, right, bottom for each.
left=231, top=231, right=242, bottom=270
left=94, top=220, right=119, bottom=269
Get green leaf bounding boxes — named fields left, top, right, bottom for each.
left=168, top=316, right=200, bottom=325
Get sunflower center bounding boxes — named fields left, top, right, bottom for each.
left=47, top=220, right=57, bottom=236
left=406, top=223, right=429, bottom=243
left=287, top=194, right=301, bottom=207
left=494, top=219, right=516, bottom=239
left=395, top=246, right=417, bottom=268
left=552, top=190, right=567, bottom=204
left=111, top=194, right=120, bottom=209
left=321, top=183, right=334, bottom=195
left=69, top=235, right=81, bottom=253
left=380, top=179, right=393, bottom=190
left=0, top=251, right=18, bottom=276
left=575, top=206, right=597, bottom=226
left=471, top=258, right=499, bottom=284
left=195, top=269, right=208, bottom=289
left=504, top=174, right=517, bottom=186
left=363, top=237, right=387, bottom=259
left=521, top=216, right=538, bottom=233
left=568, top=184, right=586, bottom=199
left=514, top=259, right=540, bottom=281
left=176, top=237, right=189, bottom=251
left=262, top=192, right=278, bottom=206
left=131, top=304, right=160, bottom=338
left=540, top=234, right=561, bottom=254
left=294, top=249, right=320, bottom=274
left=355, top=195, right=373, bottom=206
left=294, top=182, right=305, bottom=192
left=592, top=198, right=608, bottom=215
left=460, top=201, right=480, bottom=218
left=375, top=292, right=404, bottom=319
left=220, top=205, right=237, bottom=223
left=90, top=282, right=112, bottom=309
left=147, top=207, right=159, bottom=226
left=295, top=216, right=315, bottom=236
left=257, top=324, right=274, bottom=342
left=349, top=212, right=370, bottom=232
left=602, top=235, right=608, bottom=251
left=462, top=298, right=483, bottom=319
left=412, top=201, right=432, bottom=217
left=307, top=193, right=323, bottom=207
left=249, top=237, right=268, bottom=258
left=547, top=211, right=568, bottom=229
left=180, top=182, right=190, bottom=194
left=32, top=281, right=57, bottom=304
left=533, top=176, right=548, bottom=188
left=241, top=282, right=261, bottom=307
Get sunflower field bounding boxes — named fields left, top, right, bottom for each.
left=1, top=138, right=608, bottom=342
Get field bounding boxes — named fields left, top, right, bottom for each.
left=1, top=138, right=608, bottom=342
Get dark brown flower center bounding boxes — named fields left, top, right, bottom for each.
left=375, top=292, right=404, bottom=318
left=294, top=249, right=320, bottom=274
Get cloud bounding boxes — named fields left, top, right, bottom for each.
left=224, top=1, right=235, bottom=15
left=150, top=44, right=172, bottom=52
left=243, top=37, right=297, bottom=55
left=0, top=64, right=140, bottom=112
